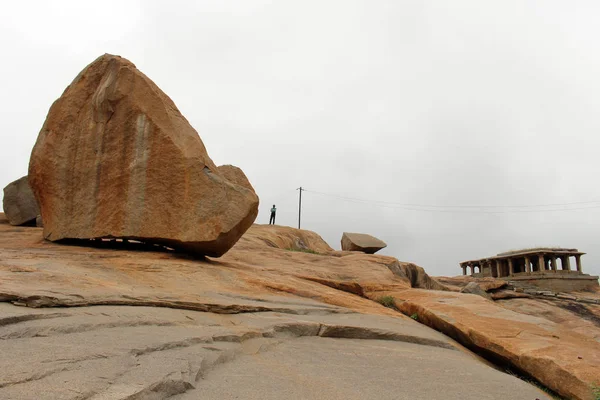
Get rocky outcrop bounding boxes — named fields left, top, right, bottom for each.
left=393, top=289, right=600, bottom=400
left=341, top=232, right=387, bottom=254
left=237, top=224, right=334, bottom=254
left=0, top=215, right=590, bottom=399
left=0, top=303, right=552, bottom=400
left=387, top=261, right=448, bottom=291
left=436, top=276, right=508, bottom=292
left=460, top=282, right=493, bottom=300
left=28, top=54, right=258, bottom=257
left=2, top=176, right=39, bottom=226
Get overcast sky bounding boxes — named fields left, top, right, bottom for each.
left=1, top=0, right=599, bottom=277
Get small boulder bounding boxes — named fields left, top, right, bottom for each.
left=2, top=176, right=40, bottom=226
left=477, top=279, right=508, bottom=292
left=341, top=232, right=387, bottom=254
left=460, top=282, right=492, bottom=300
left=28, top=54, right=259, bottom=257
left=490, top=291, right=531, bottom=300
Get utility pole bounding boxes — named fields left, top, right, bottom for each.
left=296, top=187, right=303, bottom=229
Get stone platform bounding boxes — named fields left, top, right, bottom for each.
left=508, top=272, right=599, bottom=292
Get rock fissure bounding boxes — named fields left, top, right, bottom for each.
left=0, top=367, right=68, bottom=389
left=0, top=312, right=68, bottom=328
left=1, top=320, right=180, bottom=340
left=131, top=337, right=214, bottom=357
left=0, top=294, right=335, bottom=316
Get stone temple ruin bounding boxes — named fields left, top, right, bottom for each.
left=460, top=248, right=599, bottom=291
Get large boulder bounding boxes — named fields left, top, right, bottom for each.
left=341, top=232, right=387, bottom=254
left=2, top=176, right=40, bottom=226
left=28, top=54, right=259, bottom=257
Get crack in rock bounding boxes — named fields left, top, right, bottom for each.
left=124, top=379, right=194, bottom=400
left=317, top=324, right=456, bottom=350
left=0, top=293, right=345, bottom=316
left=0, top=312, right=69, bottom=327
left=130, top=337, right=214, bottom=357
left=0, top=320, right=179, bottom=340
left=0, top=367, right=68, bottom=389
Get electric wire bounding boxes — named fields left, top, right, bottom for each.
left=303, top=189, right=600, bottom=214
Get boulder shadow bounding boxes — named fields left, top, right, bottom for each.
left=56, top=237, right=207, bottom=261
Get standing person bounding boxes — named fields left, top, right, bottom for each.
left=269, top=205, right=277, bottom=225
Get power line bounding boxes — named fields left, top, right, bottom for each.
left=306, top=190, right=600, bottom=209
left=303, top=189, right=600, bottom=214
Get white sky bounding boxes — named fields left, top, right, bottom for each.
left=1, top=0, right=600, bottom=277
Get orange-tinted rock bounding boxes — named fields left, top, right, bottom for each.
left=0, top=217, right=554, bottom=400
left=436, top=276, right=508, bottom=292
left=341, top=232, right=387, bottom=254
left=0, top=218, right=588, bottom=398
left=387, top=260, right=449, bottom=291
left=2, top=176, right=39, bottom=226
left=490, top=290, right=531, bottom=300
left=28, top=54, right=258, bottom=257
left=478, top=279, right=507, bottom=291
left=217, top=165, right=255, bottom=191
left=392, top=289, right=600, bottom=400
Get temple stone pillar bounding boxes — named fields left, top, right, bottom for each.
left=524, top=256, right=531, bottom=273
left=508, top=258, right=514, bottom=276
left=494, top=260, right=499, bottom=278
left=462, top=265, right=467, bottom=275
left=538, top=254, right=545, bottom=272
left=575, top=255, right=582, bottom=273
left=551, top=256, right=557, bottom=272
left=470, top=265, right=474, bottom=275
left=562, top=256, right=571, bottom=271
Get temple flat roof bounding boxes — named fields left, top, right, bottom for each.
left=496, top=247, right=579, bottom=256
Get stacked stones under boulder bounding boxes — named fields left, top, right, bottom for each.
left=341, top=232, right=387, bottom=254
left=28, top=54, right=259, bottom=257
left=2, top=176, right=40, bottom=226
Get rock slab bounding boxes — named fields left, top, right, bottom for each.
left=2, top=176, right=39, bottom=226
left=341, top=232, right=387, bottom=254
left=28, top=54, right=259, bottom=257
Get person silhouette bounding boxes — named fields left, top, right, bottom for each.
left=269, top=205, right=277, bottom=225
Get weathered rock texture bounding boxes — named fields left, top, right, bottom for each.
left=28, top=54, right=258, bottom=257
left=0, top=304, right=553, bottom=400
left=341, top=232, right=387, bottom=254
left=437, top=276, right=510, bottom=292
left=0, top=216, right=554, bottom=400
left=393, top=289, right=600, bottom=400
left=387, top=260, right=448, bottom=291
left=2, top=176, right=40, bottom=226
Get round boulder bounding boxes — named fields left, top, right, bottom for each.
left=2, top=176, right=40, bottom=226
